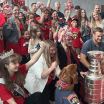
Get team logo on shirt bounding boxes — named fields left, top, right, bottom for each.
left=73, top=33, right=78, bottom=39
left=23, top=41, right=29, bottom=48
left=63, top=94, right=80, bottom=104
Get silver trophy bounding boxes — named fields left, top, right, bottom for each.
left=83, top=51, right=104, bottom=104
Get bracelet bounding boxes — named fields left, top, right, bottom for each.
left=56, top=30, right=58, bottom=32
left=28, top=26, right=31, bottom=28
left=68, top=14, right=70, bottom=17
left=49, top=33, right=51, bottom=35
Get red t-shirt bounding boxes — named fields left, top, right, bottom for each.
left=20, top=21, right=24, bottom=30
left=71, top=27, right=81, bottom=48
left=0, top=64, right=28, bottom=104
left=36, top=17, right=51, bottom=40
left=18, top=37, right=30, bottom=55
left=0, top=14, right=6, bottom=27
left=0, top=39, right=4, bottom=53
left=6, top=41, right=20, bottom=54
left=72, top=14, right=78, bottom=19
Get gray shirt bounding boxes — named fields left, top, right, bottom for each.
left=81, top=39, right=104, bottom=62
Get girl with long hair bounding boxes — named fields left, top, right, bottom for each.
left=28, top=24, right=43, bottom=59
left=25, top=40, right=61, bottom=104
left=90, top=10, right=104, bottom=41
left=49, top=19, right=59, bottom=42
left=19, top=12, right=26, bottom=24
left=50, top=10, right=65, bottom=42
left=0, top=41, right=45, bottom=104
left=78, top=8, right=91, bottom=42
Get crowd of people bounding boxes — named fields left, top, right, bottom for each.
left=0, top=0, right=104, bottom=104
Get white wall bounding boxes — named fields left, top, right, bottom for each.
left=7, top=0, right=12, bottom=4
left=25, top=0, right=104, bottom=18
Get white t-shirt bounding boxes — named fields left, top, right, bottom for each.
left=97, top=20, right=104, bottom=34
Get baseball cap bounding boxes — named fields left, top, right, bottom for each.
left=71, top=18, right=78, bottom=22
left=75, top=5, right=80, bottom=9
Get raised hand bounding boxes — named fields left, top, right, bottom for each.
left=88, top=22, right=92, bottom=29
left=39, top=41, right=46, bottom=51
left=8, top=18, right=12, bottom=25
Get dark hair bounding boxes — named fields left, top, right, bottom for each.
left=77, top=8, right=88, bottom=27
left=93, top=27, right=103, bottom=34
left=12, top=4, right=20, bottom=10
left=51, top=10, right=59, bottom=20
left=71, top=18, right=78, bottom=23
left=21, top=30, right=27, bottom=36
left=19, top=12, right=26, bottom=23
left=75, top=5, right=80, bottom=9
left=31, top=3, right=37, bottom=7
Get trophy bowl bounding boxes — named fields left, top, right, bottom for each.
left=84, top=51, right=104, bottom=104
left=87, top=51, right=104, bottom=60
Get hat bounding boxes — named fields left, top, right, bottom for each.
left=71, top=18, right=78, bottom=22
left=75, top=5, right=80, bottom=9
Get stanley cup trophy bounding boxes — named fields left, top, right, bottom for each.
left=83, top=51, right=104, bottom=104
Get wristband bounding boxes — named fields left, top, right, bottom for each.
left=68, top=14, right=70, bottom=17
left=56, top=30, right=58, bottom=32
left=49, top=33, right=51, bottom=35
left=28, top=26, right=31, bottom=28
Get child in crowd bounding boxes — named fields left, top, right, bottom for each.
left=26, top=12, right=36, bottom=32
left=71, top=18, right=83, bottom=55
left=19, top=12, right=26, bottom=24
left=28, top=24, right=43, bottom=59
left=49, top=19, right=59, bottom=42
left=26, top=12, right=45, bottom=32
left=19, top=30, right=30, bottom=64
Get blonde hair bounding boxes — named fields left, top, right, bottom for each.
left=52, top=19, right=59, bottom=33
left=43, top=40, right=59, bottom=68
left=91, top=10, right=102, bottom=29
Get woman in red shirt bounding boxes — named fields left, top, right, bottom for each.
left=0, top=41, right=45, bottom=104
left=4, top=5, right=26, bottom=54
left=36, top=9, right=51, bottom=40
